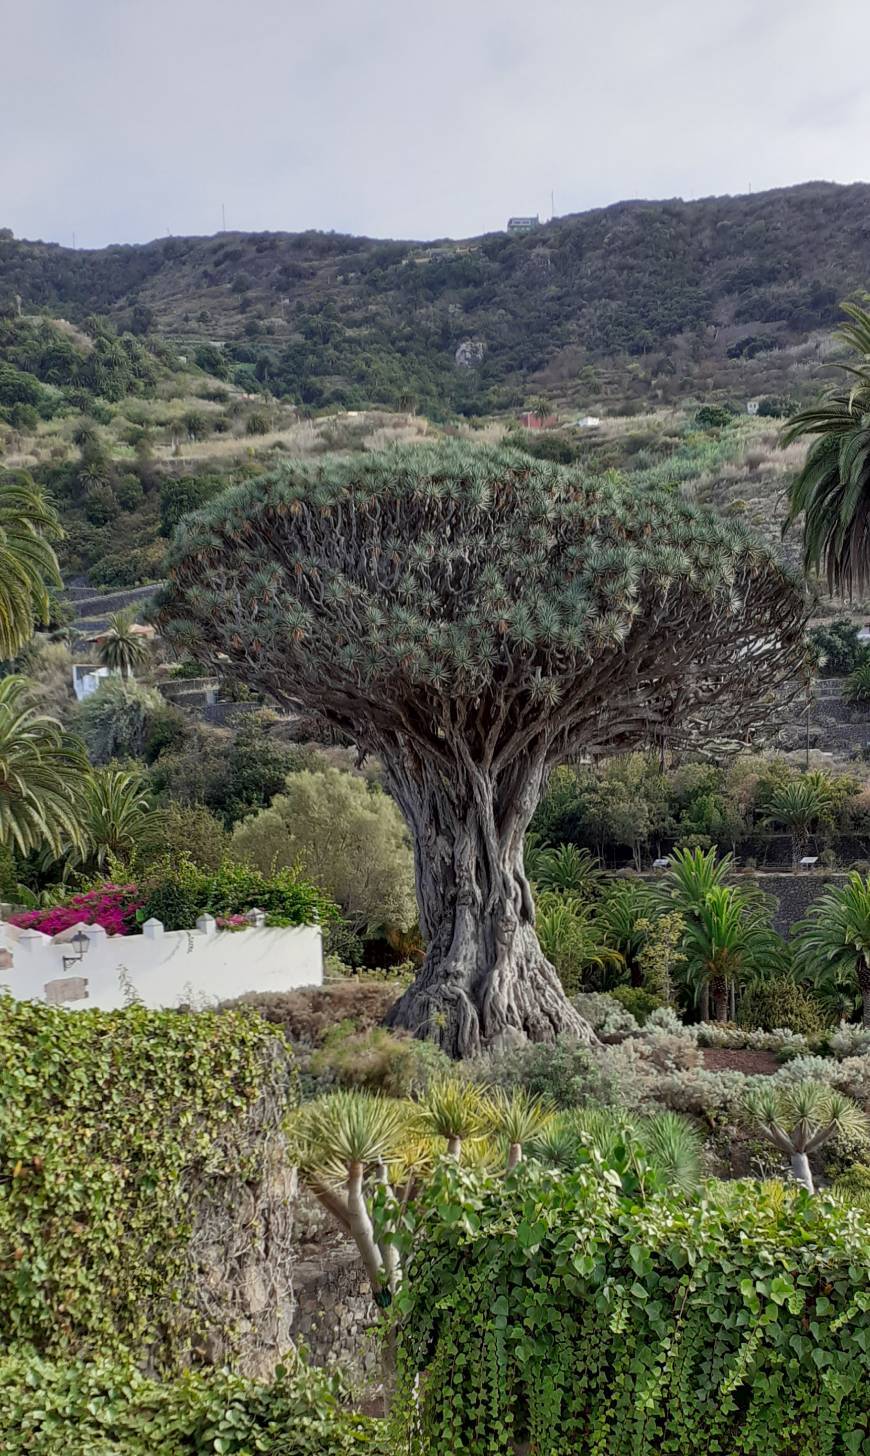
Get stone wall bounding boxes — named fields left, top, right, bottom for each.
left=745, top=871, right=848, bottom=936
left=287, top=1191, right=379, bottom=1384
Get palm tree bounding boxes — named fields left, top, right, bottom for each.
left=793, top=872, right=870, bottom=1026
left=535, top=890, right=624, bottom=994
left=97, top=609, right=150, bottom=680
left=72, top=768, right=162, bottom=872
left=0, top=676, right=86, bottom=857
left=0, top=475, right=63, bottom=659
left=782, top=302, right=870, bottom=595
left=761, top=778, right=832, bottom=868
left=530, top=844, right=605, bottom=895
left=595, top=878, right=655, bottom=985
left=744, top=1080, right=868, bottom=1193
left=681, top=884, right=781, bottom=1022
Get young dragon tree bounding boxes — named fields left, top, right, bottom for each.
left=156, top=442, right=806, bottom=1057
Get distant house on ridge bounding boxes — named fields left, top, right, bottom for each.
left=507, top=216, right=540, bottom=235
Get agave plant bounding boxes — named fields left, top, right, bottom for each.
left=0, top=474, right=63, bottom=659
left=782, top=302, right=870, bottom=595
left=743, top=1080, right=869, bottom=1193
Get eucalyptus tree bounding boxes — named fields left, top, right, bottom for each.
left=0, top=473, right=63, bottom=658
left=783, top=302, right=870, bottom=595
left=156, top=442, right=805, bottom=1056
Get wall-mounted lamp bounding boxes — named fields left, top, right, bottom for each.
left=62, top=928, right=89, bottom=973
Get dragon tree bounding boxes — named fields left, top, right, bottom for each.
left=156, top=442, right=805, bottom=1057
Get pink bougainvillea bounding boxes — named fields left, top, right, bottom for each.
left=215, top=914, right=249, bottom=931
left=9, top=884, right=144, bottom=938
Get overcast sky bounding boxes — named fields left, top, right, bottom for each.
left=4, top=0, right=870, bottom=250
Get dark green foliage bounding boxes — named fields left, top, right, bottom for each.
left=738, top=978, right=826, bottom=1034
left=393, top=1163, right=870, bottom=1453
left=138, top=857, right=338, bottom=931
left=159, top=473, right=226, bottom=537
left=694, top=403, right=734, bottom=428
left=518, top=431, right=585, bottom=464
left=808, top=619, right=868, bottom=677
left=150, top=711, right=313, bottom=826
left=0, top=1352, right=386, bottom=1455
left=4, top=183, right=868, bottom=415
left=0, top=997, right=288, bottom=1363
left=610, top=983, right=666, bottom=1025
left=465, top=1036, right=606, bottom=1108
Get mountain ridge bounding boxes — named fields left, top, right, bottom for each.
left=3, top=180, right=870, bottom=416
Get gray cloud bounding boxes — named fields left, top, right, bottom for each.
left=3, top=0, right=870, bottom=249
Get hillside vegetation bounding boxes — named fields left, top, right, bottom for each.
left=3, top=181, right=870, bottom=417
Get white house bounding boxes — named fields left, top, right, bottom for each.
left=72, top=663, right=112, bottom=702
left=575, top=416, right=601, bottom=430
left=0, top=914, right=323, bottom=1011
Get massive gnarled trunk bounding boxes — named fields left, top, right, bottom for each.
left=383, top=751, right=593, bottom=1058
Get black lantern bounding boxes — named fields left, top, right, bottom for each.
left=62, top=928, right=90, bottom=973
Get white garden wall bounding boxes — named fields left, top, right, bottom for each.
left=0, top=914, right=322, bottom=1011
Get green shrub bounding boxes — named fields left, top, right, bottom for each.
left=393, top=1165, right=870, bottom=1452
left=738, top=978, right=827, bottom=1035
left=139, top=857, right=337, bottom=931
left=610, top=983, right=665, bottom=1025
left=0, top=998, right=288, bottom=1363
left=694, top=404, right=733, bottom=428
left=231, top=766, right=416, bottom=939
left=73, top=677, right=167, bottom=765
left=466, top=1036, right=609, bottom=1109
left=834, top=1162, right=870, bottom=1208
left=0, top=1351, right=385, bottom=1455
left=226, top=980, right=402, bottom=1046
left=307, top=1024, right=450, bottom=1098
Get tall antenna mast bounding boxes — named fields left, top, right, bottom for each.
left=221, top=202, right=226, bottom=231
left=550, top=189, right=555, bottom=220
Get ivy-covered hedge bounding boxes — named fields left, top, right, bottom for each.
left=0, top=1352, right=386, bottom=1455
left=0, top=997, right=292, bottom=1365
left=393, top=1164, right=870, bottom=1454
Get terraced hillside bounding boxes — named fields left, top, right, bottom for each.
left=4, top=181, right=870, bottom=416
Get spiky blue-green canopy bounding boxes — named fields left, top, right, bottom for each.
left=157, top=441, right=805, bottom=767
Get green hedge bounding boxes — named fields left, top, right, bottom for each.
left=139, top=857, right=338, bottom=931
left=393, top=1164, right=870, bottom=1454
left=0, top=1353, right=386, bottom=1455
left=0, top=997, right=290, bottom=1364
